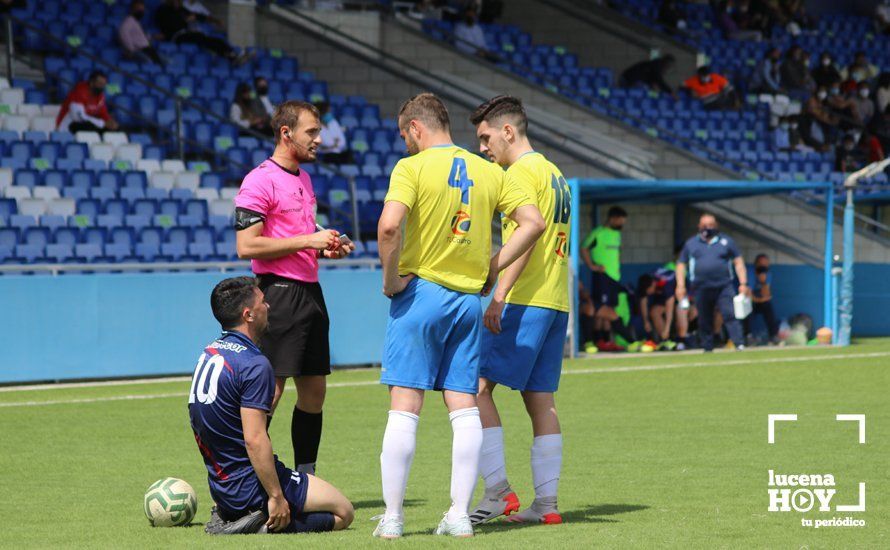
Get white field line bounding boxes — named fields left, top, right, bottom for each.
left=1, top=351, right=887, bottom=409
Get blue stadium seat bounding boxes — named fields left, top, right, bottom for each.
left=166, top=227, right=190, bottom=245
left=183, top=199, right=208, bottom=221
left=14, top=244, right=44, bottom=263
left=63, top=142, right=89, bottom=163
left=159, top=199, right=181, bottom=217
left=145, top=188, right=169, bottom=201
left=160, top=242, right=187, bottom=260
left=82, top=227, right=107, bottom=246
left=122, top=171, right=148, bottom=189
left=125, top=215, right=152, bottom=232
left=0, top=198, right=16, bottom=218
left=139, top=227, right=164, bottom=246
left=97, top=214, right=124, bottom=229
left=14, top=169, right=40, bottom=189
left=10, top=214, right=37, bottom=229
left=23, top=227, right=51, bottom=247
left=43, top=170, right=67, bottom=190
left=104, top=199, right=129, bottom=217
left=45, top=243, right=74, bottom=263
left=133, top=199, right=159, bottom=217
left=97, top=170, right=122, bottom=191
left=188, top=242, right=215, bottom=260
left=192, top=226, right=215, bottom=244
left=170, top=189, right=193, bottom=201
left=207, top=215, right=230, bottom=235
left=40, top=215, right=66, bottom=231
left=0, top=227, right=18, bottom=248
left=215, top=240, right=237, bottom=261
left=53, top=227, right=79, bottom=245
left=109, top=226, right=135, bottom=247
left=75, top=243, right=103, bottom=263
left=135, top=242, right=160, bottom=262
left=120, top=187, right=146, bottom=203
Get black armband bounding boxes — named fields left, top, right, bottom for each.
left=234, top=207, right=265, bottom=231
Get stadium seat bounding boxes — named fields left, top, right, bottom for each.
left=174, top=172, right=200, bottom=191
left=18, top=198, right=47, bottom=217
left=151, top=172, right=175, bottom=191
left=53, top=227, right=79, bottom=246
left=75, top=243, right=103, bottom=263
left=32, top=186, right=60, bottom=201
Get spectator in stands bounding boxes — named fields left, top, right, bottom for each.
left=779, top=46, right=814, bottom=99
left=826, top=84, right=861, bottom=129
left=800, top=87, right=839, bottom=152
left=750, top=47, right=783, bottom=95
left=713, top=0, right=762, bottom=41
left=745, top=254, right=779, bottom=345
left=314, top=101, right=352, bottom=165
left=119, top=0, right=164, bottom=66
left=684, top=66, right=740, bottom=110
left=834, top=134, right=858, bottom=172
left=852, top=82, right=875, bottom=126
left=230, top=83, right=272, bottom=137
left=842, top=52, right=879, bottom=86
left=675, top=213, right=748, bottom=352
left=56, top=71, right=119, bottom=134
left=811, top=52, right=841, bottom=89
left=657, top=0, right=688, bottom=35
left=870, top=105, right=890, bottom=153
left=875, top=0, right=890, bottom=35
left=253, top=77, right=275, bottom=117
left=876, top=73, right=890, bottom=114
left=619, top=55, right=677, bottom=98
left=155, top=0, right=250, bottom=65
left=453, top=6, right=490, bottom=57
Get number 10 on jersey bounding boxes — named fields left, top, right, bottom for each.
left=551, top=174, right=571, bottom=224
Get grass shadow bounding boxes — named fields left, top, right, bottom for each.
left=476, top=503, right=650, bottom=533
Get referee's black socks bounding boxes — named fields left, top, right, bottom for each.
left=292, top=406, right=323, bottom=474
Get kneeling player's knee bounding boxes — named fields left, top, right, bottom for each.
left=334, top=501, right=355, bottom=530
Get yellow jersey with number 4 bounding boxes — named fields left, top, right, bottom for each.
left=385, top=144, right=534, bottom=294
left=501, top=152, right=571, bottom=312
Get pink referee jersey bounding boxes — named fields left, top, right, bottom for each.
left=234, top=159, right=319, bottom=282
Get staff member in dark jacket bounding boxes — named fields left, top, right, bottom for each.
left=620, top=55, right=677, bottom=98
left=675, top=213, right=749, bottom=352
left=154, top=0, right=248, bottom=64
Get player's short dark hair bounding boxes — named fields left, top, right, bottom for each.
left=398, top=92, right=450, bottom=132
left=88, top=70, right=108, bottom=82
left=210, top=276, right=258, bottom=330
left=271, top=100, right=320, bottom=143
left=607, top=206, right=627, bottom=219
left=469, top=95, right=528, bottom=135
left=754, top=253, right=769, bottom=263
left=636, top=274, right=654, bottom=295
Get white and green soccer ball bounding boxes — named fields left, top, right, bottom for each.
left=143, top=478, right=197, bottom=527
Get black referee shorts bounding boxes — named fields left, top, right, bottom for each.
left=592, top=272, right=623, bottom=308
left=257, top=274, right=331, bottom=378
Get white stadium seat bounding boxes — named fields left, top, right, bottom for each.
left=17, top=198, right=47, bottom=216
left=0, top=88, right=24, bottom=106
left=29, top=116, right=56, bottom=133
left=16, top=104, right=40, bottom=118
left=209, top=199, right=233, bottom=217
left=114, top=143, right=142, bottom=163
left=74, top=131, right=101, bottom=145
left=4, top=186, right=31, bottom=200
left=0, top=77, right=9, bottom=90
left=2, top=115, right=29, bottom=133
left=89, top=142, right=115, bottom=162
left=46, top=198, right=76, bottom=217
left=219, top=188, right=238, bottom=200
left=161, top=159, right=186, bottom=173
left=102, top=132, right=129, bottom=146
left=136, top=159, right=161, bottom=175
left=40, top=104, right=61, bottom=117
left=31, top=186, right=61, bottom=200
left=194, top=188, right=219, bottom=201
left=174, top=171, right=200, bottom=191
left=0, top=168, right=12, bottom=190
left=150, top=171, right=175, bottom=191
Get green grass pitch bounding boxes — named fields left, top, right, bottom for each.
left=1, top=340, right=888, bottom=549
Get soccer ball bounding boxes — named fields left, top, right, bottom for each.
left=143, top=478, right=197, bottom=527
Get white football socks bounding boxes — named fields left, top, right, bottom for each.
left=531, top=433, right=562, bottom=501
left=380, top=410, right=419, bottom=521
left=479, top=426, right=508, bottom=492
left=446, top=407, right=483, bottom=522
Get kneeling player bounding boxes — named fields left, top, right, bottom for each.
left=189, top=277, right=354, bottom=534
left=469, top=96, right=567, bottom=525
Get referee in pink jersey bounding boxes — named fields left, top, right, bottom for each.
left=234, top=100, right=356, bottom=475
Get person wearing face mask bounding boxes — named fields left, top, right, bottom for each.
left=118, top=0, right=164, bottom=65
left=55, top=71, right=120, bottom=133
left=811, top=52, right=841, bottom=89
left=231, top=82, right=273, bottom=137
left=842, top=52, right=879, bottom=86
left=253, top=77, right=275, bottom=118
left=744, top=254, right=779, bottom=345
left=751, top=47, right=784, bottom=95
left=453, top=7, right=490, bottom=58
left=684, top=66, right=740, bottom=110
left=675, top=213, right=748, bottom=352
left=799, top=86, right=839, bottom=152
left=779, top=46, right=815, bottom=99
left=313, top=101, right=351, bottom=165
left=852, top=83, right=876, bottom=125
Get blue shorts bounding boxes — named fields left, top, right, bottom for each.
left=480, top=304, right=568, bottom=392
left=215, top=459, right=309, bottom=523
left=381, top=277, right=482, bottom=394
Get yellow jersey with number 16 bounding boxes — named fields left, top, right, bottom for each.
left=501, top=152, right=571, bottom=312
left=385, top=144, right=534, bottom=294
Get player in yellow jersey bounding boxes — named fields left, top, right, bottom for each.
left=373, top=93, right=545, bottom=539
left=468, top=96, right=570, bottom=526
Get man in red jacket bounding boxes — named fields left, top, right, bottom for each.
left=56, top=71, right=120, bottom=133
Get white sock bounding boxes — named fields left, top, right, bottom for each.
left=479, top=426, right=508, bottom=491
left=531, top=434, right=562, bottom=501
left=380, top=410, right=419, bottom=521
left=446, top=407, right=483, bottom=522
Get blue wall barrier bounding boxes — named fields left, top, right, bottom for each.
left=1, top=263, right=887, bottom=383
left=0, top=269, right=391, bottom=384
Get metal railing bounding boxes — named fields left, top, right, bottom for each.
left=0, top=257, right=381, bottom=276
left=3, top=13, right=362, bottom=238
left=264, top=4, right=655, bottom=179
